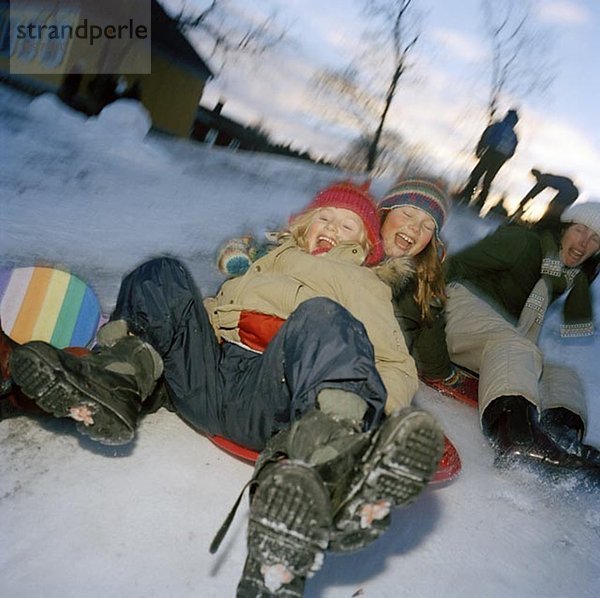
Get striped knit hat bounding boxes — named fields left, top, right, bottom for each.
left=561, top=201, right=600, bottom=240
left=378, top=178, right=449, bottom=239
left=292, top=181, right=384, bottom=265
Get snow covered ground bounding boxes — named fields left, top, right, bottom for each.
left=1, top=85, right=599, bottom=597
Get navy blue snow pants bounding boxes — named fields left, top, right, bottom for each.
left=112, top=257, right=386, bottom=450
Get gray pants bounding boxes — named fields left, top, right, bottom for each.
left=444, top=284, right=587, bottom=430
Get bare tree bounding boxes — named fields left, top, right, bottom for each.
left=362, top=0, right=420, bottom=172
left=311, top=66, right=381, bottom=139
left=338, top=130, right=433, bottom=178
left=481, top=0, right=554, bottom=120
left=174, top=0, right=286, bottom=73
left=310, top=0, right=421, bottom=174
left=338, top=130, right=406, bottom=176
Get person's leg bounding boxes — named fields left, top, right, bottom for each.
left=444, top=283, right=542, bottom=418
left=219, top=297, right=388, bottom=450
left=111, top=257, right=225, bottom=435
left=235, top=298, right=443, bottom=593
left=538, top=364, right=587, bottom=424
left=10, top=257, right=219, bottom=444
left=445, top=285, right=600, bottom=472
left=476, top=153, right=505, bottom=206
left=459, top=157, right=487, bottom=201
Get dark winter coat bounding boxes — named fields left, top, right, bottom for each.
left=477, top=114, right=518, bottom=158
left=375, top=257, right=454, bottom=380
left=445, top=225, right=558, bottom=321
left=529, top=172, right=578, bottom=200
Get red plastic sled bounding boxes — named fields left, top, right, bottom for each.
left=209, top=434, right=260, bottom=463
left=431, top=436, right=461, bottom=483
left=422, top=366, right=479, bottom=409
left=208, top=433, right=462, bottom=484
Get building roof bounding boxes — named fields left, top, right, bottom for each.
left=151, top=0, right=213, bottom=80
left=195, top=104, right=270, bottom=148
left=196, top=105, right=247, bottom=136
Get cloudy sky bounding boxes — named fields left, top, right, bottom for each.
left=162, top=0, right=599, bottom=213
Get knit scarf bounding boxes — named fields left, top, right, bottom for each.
left=517, top=231, right=594, bottom=342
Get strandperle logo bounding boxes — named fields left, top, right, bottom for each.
left=15, top=17, right=149, bottom=47
left=8, top=0, right=151, bottom=75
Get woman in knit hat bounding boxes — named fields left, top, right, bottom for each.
left=375, top=177, right=476, bottom=400
left=444, top=199, right=600, bottom=473
left=218, top=177, right=475, bottom=402
left=10, top=180, right=443, bottom=597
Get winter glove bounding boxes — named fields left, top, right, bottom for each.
left=423, top=368, right=479, bottom=408
left=217, top=237, right=254, bottom=276
left=216, top=236, right=273, bottom=277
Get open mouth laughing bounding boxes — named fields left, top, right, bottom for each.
left=394, top=231, right=415, bottom=250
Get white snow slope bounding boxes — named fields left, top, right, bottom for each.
left=1, top=86, right=599, bottom=598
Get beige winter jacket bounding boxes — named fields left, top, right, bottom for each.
left=206, top=238, right=418, bottom=413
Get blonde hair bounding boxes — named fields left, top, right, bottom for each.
left=412, top=236, right=447, bottom=322
left=285, top=207, right=372, bottom=256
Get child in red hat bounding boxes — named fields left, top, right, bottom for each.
left=11, top=181, right=443, bottom=597
left=289, top=180, right=384, bottom=265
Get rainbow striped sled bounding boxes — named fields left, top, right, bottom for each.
left=0, top=266, right=101, bottom=348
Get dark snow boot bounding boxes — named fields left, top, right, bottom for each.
left=279, top=407, right=370, bottom=486
left=238, top=460, right=332, bottom=596
left=233, top=409, right=357, bottom=596
left=329, top=407, right=444, bottom=552
left=540, top=408, right=600, bottom=466
left=10, top=336, right=162, bottom=445
left=0, top=321, right=49, bottom=420
left=484, top=396, right=600, bottom=473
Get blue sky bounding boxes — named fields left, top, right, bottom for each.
left=163, top=0, right=599, bottom=213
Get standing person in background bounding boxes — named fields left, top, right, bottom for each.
left=444, top=201, right=600, bottom=474
left=511, top=168, right=579, bottom=230
left=458, top=109, right=519, bottom=209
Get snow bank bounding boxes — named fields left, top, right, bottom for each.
left=92, top=98, right=152, bottom=140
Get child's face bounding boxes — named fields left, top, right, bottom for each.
left=560, top=223, right=600, bottom=267
left=381, top=206, right=435, bottom=258
left=306, top=207, right=365, bottom=256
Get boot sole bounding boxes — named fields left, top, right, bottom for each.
left=331, top=408, right=444, bottom=552
left=245, top=462, right=331, bottom=591
left=11, top=342, right=135, bottom=445
left=360, top=408, right=444, bottom=505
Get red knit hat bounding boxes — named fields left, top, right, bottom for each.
left=291, top=181, right=384, bottom=266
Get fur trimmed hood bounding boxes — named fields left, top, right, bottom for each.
left=373, top=256, right=415, bottom=295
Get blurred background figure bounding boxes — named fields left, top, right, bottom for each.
left=457, top=109, right=519, bottom=209
left=511, top=168, right=579, bottom=230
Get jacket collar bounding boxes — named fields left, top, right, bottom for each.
left=279, top=237, right=367, bottom=265
left=373, top=256, right=415, bottom=294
